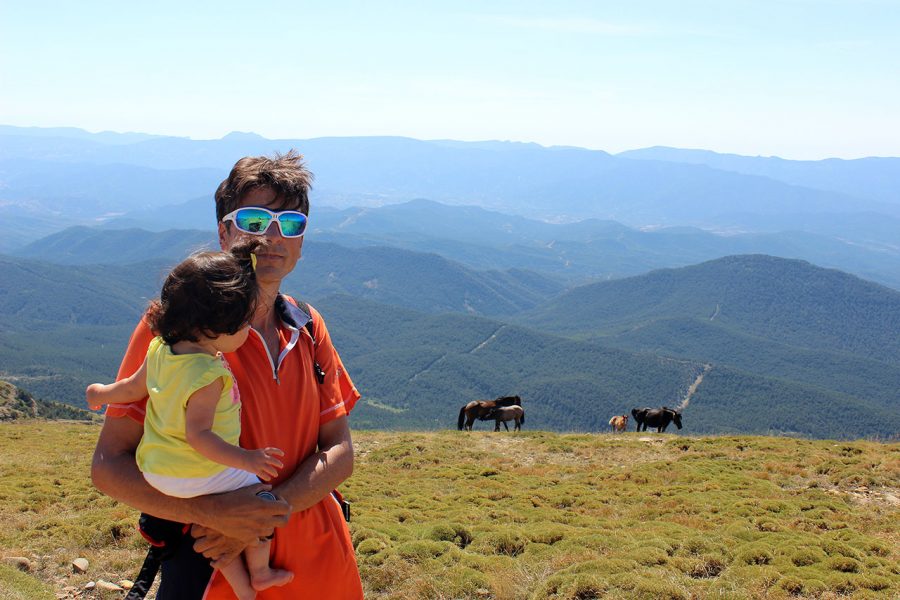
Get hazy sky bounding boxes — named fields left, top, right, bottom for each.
left=2, top=1, right=898, bottom=159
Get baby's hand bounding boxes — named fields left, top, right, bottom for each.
left=85, top=383, right=106, bottom=411
left=243, top=447, right=285, bottom=481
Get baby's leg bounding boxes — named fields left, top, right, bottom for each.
left=246, top=539, right=294, bottom=591
left=219, top=558, right=256, bottom=600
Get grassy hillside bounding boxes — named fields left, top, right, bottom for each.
left=1, top=422, right=897, bottom=599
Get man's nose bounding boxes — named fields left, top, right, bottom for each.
left=264, top=221, right=284, bottom=239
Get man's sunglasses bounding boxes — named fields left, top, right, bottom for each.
left=221, top=207, right=308, bottom=238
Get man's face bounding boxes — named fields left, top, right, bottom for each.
left=218, top=186, right=303, bottom=287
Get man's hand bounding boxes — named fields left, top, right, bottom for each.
left=242, top=447, right=285, bottom=481
left=194, top=484, right=291, bottom=543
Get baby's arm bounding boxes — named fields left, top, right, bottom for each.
left=184, top=379, right=284, bottom=481
left=86, top=358, right=148, bottom=410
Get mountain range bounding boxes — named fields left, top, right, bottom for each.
left=3, top=125, right=899, bottom=438
left=3, top=125, right=899, bottom=249
left=13, top=198, right=900, bottom=291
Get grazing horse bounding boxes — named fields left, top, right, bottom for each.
left=490, top=405, right=525, bottom=432
left=457, top=395, right=522, bottom=431
left=632, top=407, right=682, bottom=432
left=608, top=414, right=628, bottom=432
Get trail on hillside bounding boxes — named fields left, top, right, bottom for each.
left=410, top=326, right=506, bottom=381
left=469, top=326, right=505, bottom=353
left=678, top=363, right=712, bottom=410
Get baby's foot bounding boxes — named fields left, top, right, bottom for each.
left=251, top=568, right=294, bottom=591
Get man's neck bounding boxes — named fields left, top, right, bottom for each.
left=250, top=285, right=281, bottom=335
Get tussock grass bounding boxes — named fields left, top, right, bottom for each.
left=1, top=423, right=898, bottom=598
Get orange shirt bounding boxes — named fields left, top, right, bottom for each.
left=109, top=298, right=363, bottom=599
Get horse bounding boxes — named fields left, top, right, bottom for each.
left=489, top=405, right=525, bottom=432
left=632, top=407, right=682, bottom=432
left=457, top=395, right=522, bottom=431
left=608, top=414, right=628, bottom=432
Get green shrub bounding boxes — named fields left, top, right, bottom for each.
left=395, top=539, right=451, bottom=562
left=676, top=536, right=714, bottom=557
left=735, top=544, right=773, bottom=565
left=351, top=526, right=387, bottom=548
left=437, top=565, right=491, bottom=597
left=425, top=523, right=457, bottom=542
left=856, top=574, right=891, bottom=591
left=631, top=578, right=688, bottom=600
left=472, top=530, right=528, bottom=557
left=688, top=555, right=727, bottom=578
left=624, top=546, right=669, bottom=567
left=803, top=579, right=828, bottom=595
left=821, top=540, right=860, bottom=558
left=826, top=574, right=857, bottom=594
left=864, top=541, right=891, bottom=557
left=790, top=547, right=825, bottom=566
left=533, top=572, right=610, bottom=600
left=827, top=556, right=860, bottom=573
left=356, top=538, right=387, bottom=556
left=526, top=523, right=567, bottom=545
left=777, top=576, right=804, bottom=595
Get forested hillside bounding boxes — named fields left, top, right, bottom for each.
left=2, top=252, right=899, bottom=438
left=524, top=255, right=900, bottom=363
left=0, top=380, right=93, bottom=421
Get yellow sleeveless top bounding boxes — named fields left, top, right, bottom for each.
left=136, top=337, right=242, bottom=479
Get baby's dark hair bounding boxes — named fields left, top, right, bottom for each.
left=147, top=241, right=261, bottom=346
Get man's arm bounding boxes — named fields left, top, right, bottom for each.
left=191, top=415, right=353, bottom=566
left=270, top=415, right=354, bottom=511
left=91, top=415, right=291, bottom=542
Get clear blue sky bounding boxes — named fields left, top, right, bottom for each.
left=2, top=1, right=898, bottom=159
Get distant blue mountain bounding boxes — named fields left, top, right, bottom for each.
left=16, top=196, right=900, bottom=290
left=3, top=125, right=897, bottom=226
left=619, top=146, right=900, bottom=205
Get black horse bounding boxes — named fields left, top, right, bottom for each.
left=631, top=407, right=682, bottom=432
left=458, top=395, right=522, bottom=431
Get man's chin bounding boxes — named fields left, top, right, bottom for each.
left=253, top=266, right=287, bottom=285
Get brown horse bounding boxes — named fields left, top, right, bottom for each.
left=608, top=414, right=628, bottom=432
left=490, top=405, right=525, bottom=432
left=457, top=395, right=522, bottom=431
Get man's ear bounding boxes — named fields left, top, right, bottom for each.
left=218, top=221, right=229, bottom=250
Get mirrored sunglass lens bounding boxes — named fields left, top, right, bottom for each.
left=235, top=209, right=273, bottom=233
left=277, top=213, right=307, bottom=236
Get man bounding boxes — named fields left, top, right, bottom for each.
left=91, top=151, right=364, bottom=599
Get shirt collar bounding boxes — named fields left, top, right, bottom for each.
left=274, top=294, right=312, bottom=331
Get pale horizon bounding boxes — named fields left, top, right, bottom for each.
left=2, top=1, right=898, bottom=161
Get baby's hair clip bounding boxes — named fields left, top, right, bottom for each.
left=250, top=253, right=258, bottom=272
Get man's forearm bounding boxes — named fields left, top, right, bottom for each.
left=272, top=417, right=354, bottom=512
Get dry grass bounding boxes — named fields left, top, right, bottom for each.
left=1, top=423, right=898, bottom=599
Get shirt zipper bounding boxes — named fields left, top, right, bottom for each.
left=250, top=324, right=301, bottom=385
left=251, top=328, right=280, bottom=384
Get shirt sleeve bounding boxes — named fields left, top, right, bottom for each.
left=308, top=305, right=361, bottom=425
left=105, top=316, right=155, bottom=423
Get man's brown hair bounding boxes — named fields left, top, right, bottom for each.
left=215, top=150, right=313, bottom=222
